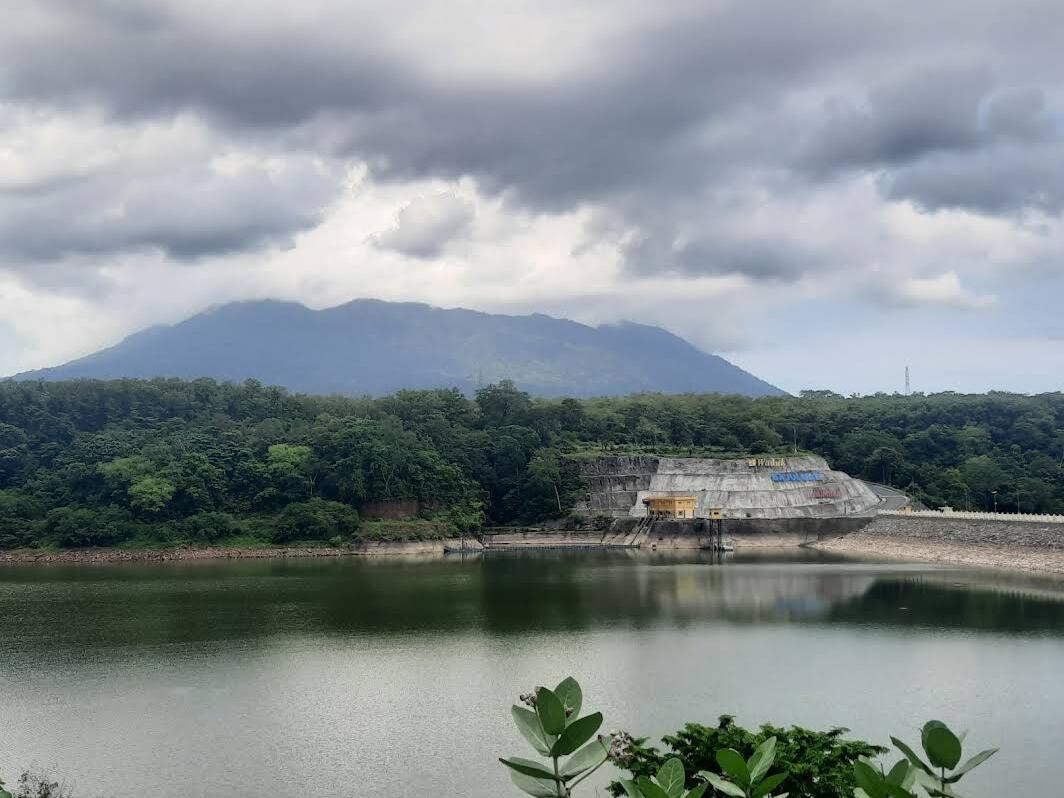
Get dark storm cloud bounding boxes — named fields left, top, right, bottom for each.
left=985, top=88, right=1051, bottom=142
left=624, top=231, right=811, bottom=282
left=884, top=145, right=1064, bottom=215
left=3, top=0, right=1064, bottom=270
left=2, top=1, right=411, bottom=128
left=0, top=161, right=335, bottom=262
left=798, top=65, right=991, bottom=173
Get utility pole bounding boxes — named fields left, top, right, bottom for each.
left=904, top=366, right=910, bottom=396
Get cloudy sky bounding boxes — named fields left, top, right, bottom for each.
left=2, top=0, right=1063, bottom=394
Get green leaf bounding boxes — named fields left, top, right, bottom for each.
left=748, top=737, right=777, bottom=784
left=499, top=757, right=559, bottom=782
left=883, top=785, right=918, bottom=798
left=920, top=721, right=948, bottom=751
left=698, top=771, right=747, bottom=798
left=891, top=737, right=933, bottom=776
left=620, top=779, right=645, bottom=798
left=716, top=749, right=751, bottom=789
left=551, top=711, right=603, bottom=757
left=853, top=761, right=885, bottom=798
left=943, top=748, right=997, bottom=783
left=561, top=739, right=608, bottom=778
left=686, top=785, right=709, bottom=798
left=509, top=770, right=559, bottom=798
left=512, top=705, right=553, bottom=756
left=554, top=676, right=583, bottom=720
left=637, top=777, right=673, bottom=798
left=657, top=757, right=686, bottom=798
left=536, top=686, right=567, bottom=735
left=855, top=790, right=873, bottom=798
left=922, top=724, right=962, bottom=770
left=886, top=760, right=911, bottom=787
left=752, top=771, right=788, bottom=798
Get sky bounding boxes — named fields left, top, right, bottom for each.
left=1, top=0, right=1063, bottom=395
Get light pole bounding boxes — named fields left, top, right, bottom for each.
left=992, top=490, right=998, bottom=514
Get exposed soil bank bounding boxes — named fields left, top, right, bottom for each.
left=0, top=538, right=483, bottom=565
left=815, top=515, right=1064, bottom=575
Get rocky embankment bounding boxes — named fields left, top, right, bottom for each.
left=0, top=538, right=483, bottom=565
left=816, top=514, right=1064, bottom=574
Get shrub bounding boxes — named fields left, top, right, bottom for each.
left=611, top=716, right=884, bottom=798
left=269, top=498, right=360, bottom=544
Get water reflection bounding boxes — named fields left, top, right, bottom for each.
left=2, top=551, right=1063, bottom=671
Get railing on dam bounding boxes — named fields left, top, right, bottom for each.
left=878, top=509, right=1064, bottom=524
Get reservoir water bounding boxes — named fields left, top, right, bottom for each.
left=1, top=550, right=1061, bottom=797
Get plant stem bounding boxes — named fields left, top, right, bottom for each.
left=567, top=760, right=606, bottom=791
left=553, top=756, right=567, bottom=797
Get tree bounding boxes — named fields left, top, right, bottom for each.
left=128, top=476, right=176, bottom=516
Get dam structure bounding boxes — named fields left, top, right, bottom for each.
left=572, top=455, right=884, bottom=543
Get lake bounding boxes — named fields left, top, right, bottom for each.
left=1, top=550, right=1062, bottom=797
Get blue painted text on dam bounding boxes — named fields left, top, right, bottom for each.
left=772, top=471, right=824, bottom=482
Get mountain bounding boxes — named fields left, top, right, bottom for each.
left=10, top=299, right=784, bottom=397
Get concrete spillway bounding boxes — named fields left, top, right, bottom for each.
left=575, top=455, right=879, bottom=520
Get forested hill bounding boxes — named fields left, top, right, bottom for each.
left=0, top=379, right=1062, bottom=550
left=9, top=299, right=783, bottom=398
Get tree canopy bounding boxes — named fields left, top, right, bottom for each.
left=0, top=378, right=1061, bottom=549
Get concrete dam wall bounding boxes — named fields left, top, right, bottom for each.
left=574, top=455, right=880, bottom=521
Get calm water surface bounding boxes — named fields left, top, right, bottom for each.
left=1, top=550, right=1062, bottom=797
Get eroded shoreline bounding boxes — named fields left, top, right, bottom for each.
left=0, top=538, right=480, bottom=565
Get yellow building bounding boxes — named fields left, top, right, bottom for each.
left=643, top=496, right=696, bottom=519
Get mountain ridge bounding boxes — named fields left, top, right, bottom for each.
left=10, top=298, right=784, bottom=397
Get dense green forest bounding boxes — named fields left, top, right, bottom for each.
left=0, top=379, right=1061, bottom=549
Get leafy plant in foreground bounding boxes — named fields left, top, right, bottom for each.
left=851, top=758, right=918, bottom=798
left=618, top=757, right=708, bottom=798
left=698, top=737, right=789, bottom=798
left=499, top=677, right=610, bottom=797
left=613, top=716, right=884, bottom=798
left=882, top=720, right=996, bottom=798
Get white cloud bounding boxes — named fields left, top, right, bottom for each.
left=369, top=192, right=476, bottom=259
left=2, top=0, right=1064, bottom=393
left=891, top=272, right=996, bottom=310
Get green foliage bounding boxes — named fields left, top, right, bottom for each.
left=852, top=758, right=917, bottom=798
left=883, top=720, right=996, bottom=798
left=1, top=378, right=1063, bottom=550
left=270, top=498, right=360, bottom=544
left=612, top=716, right=885, bottom=798
left=619, top=758, right=708, bottom=798
left=503, top=682, right=998, bottom=798
left=500, top=676, right=611, bottom=797
left=128, top=476, right=176, bottom=515
left=697, top=737, right=788, bottom=797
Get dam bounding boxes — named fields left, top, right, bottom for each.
left=574, top=454, right=881, bottom=520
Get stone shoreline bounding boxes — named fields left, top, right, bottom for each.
left=0, top=538, right=478, bottom=565
left=815, top=526, right=1064, bottom=575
